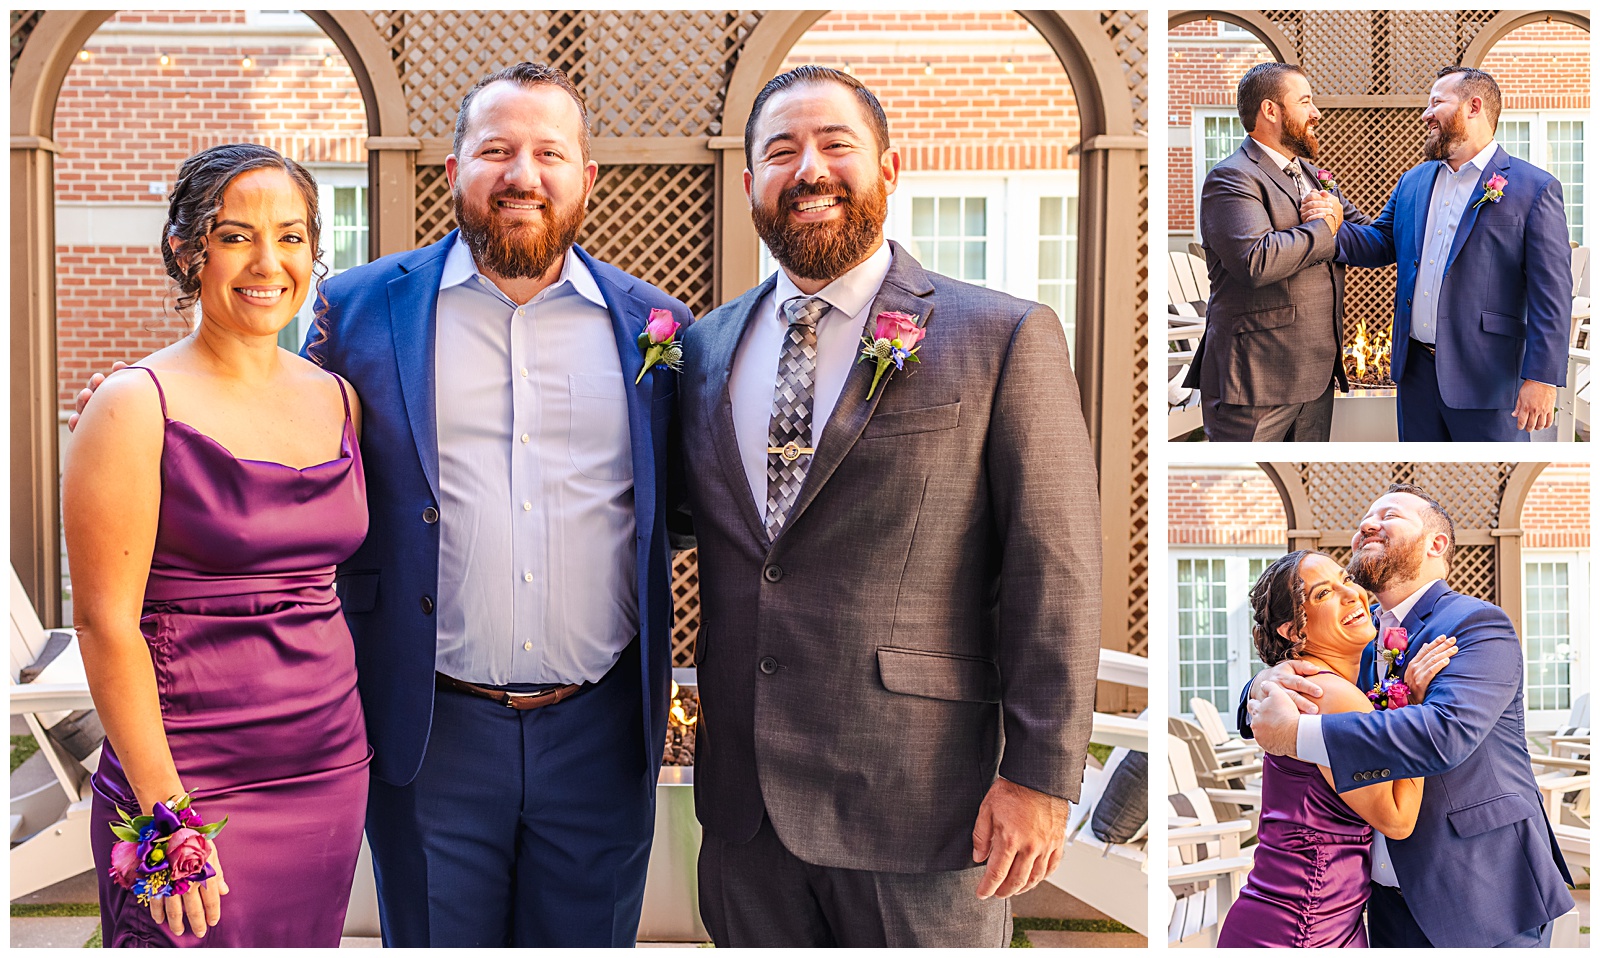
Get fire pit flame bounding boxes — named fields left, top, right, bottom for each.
left=1344, top=325, right=1392, bottom=386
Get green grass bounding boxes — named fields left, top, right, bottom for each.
left=11, top=734, right=41, bottom=773
left=1009, top=927, right=1034, bottom=947
left=86, top=926, right=103, bottom=948
left=11, top=903, right=100, bottom=918
left=1011, top=917, right=1139, bottom=947
left=1086, top=743, right=1114, bottom=766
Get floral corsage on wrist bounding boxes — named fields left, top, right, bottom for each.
left=858, top=310, right=927, bottom=399
left=1367, top=627, right=1413, bottom=710
left=107, top=791, right=226, bottom=903
left=1472, top=172, right=1508, bottom=210
left=1315, top=168, right=1338, bottom=191
left=634, top=308, right=683, bottom=384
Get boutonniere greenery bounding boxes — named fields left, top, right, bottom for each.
left=1366, top=627, right=1414, bottom=710
left=1314, top=168, right=1338, bottom=192
left=634, top=308, right=683, bottom=384
left=858, top=310, right=926, bottom=400
left=1472, top=172, right=1508, bottom=210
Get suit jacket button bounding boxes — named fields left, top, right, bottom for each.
left=422, top=506, right=439, bottom=524
left=764, top=565, right=783, bottom=582
left=420, top=595, right=434, bottom=615
left=1406, top=298, right=1413, bottom=306
left=759, top=656, right=778, bottom=674
left=1353, top=773, right=1363, bottom=782
left=1381, top=768, right=1391, bottom=777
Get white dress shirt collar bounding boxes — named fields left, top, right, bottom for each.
left=1249, top=135, right=1303, bottom=175
left=1441, top=139, right=1501, bottom=179
left=772, top=240, right=894, bottom=322
left=1381, top=578, right=1444, bottom=625
left=439, top=232, right=606, bottom=310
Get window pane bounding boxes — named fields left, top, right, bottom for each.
left=1499, top=120, right=1532, bottom=161
left=1039, top=239, right=1064, bottom=281
left=938, top=198, right=961, bottom=236
left=334, top=186, right=358, bottom=228
left=964, top=198, right=986, bottom=237
left=1040, top=196, right=1063, bottom=235
left=963, top=241, right=986, bottom=282
left=937, top=240, right=960, bottom=276
left=912, top=197, right=935, bottom=236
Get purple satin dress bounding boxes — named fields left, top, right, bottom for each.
left=89, top=366, right=371, bottom=947
left=1215, top=748, right=1373, bottom=948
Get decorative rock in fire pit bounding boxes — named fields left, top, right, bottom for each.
left=663, top=681, right=698, bottom=766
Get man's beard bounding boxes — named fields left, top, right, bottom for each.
left=1423, top=107, right=1467, bottom=161
left=1281, top=111, right=1320, bottom=160
left=751, top=178, right=887, bottom=282
left=454, top=187, right=585, bottom=280
left=1346, top=529, right=1425, bottom=593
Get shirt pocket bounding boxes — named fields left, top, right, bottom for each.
left=568, top=373, right=634, bottom=482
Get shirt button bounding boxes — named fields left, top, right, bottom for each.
left=522, top=501, right=532, bottom=511
left=521, top=433, right=530, bottom=444
left=517, top=308, right=525, bottom=317
left=523, top=572, right=533, bottom=583
left=524, top=642, right=533, bottom=651
left=759, top=656, right=779, bottom=674
left=521, top=368, right=529, bottom=378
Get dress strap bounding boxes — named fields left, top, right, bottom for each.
left=126, top=366, right=169, bottom=419
left=330, top=373, right=352, bottom=427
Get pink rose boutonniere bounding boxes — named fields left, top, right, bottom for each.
left=857, top=310, right=926, bottom=399
left=1367, top=627, right=1415, bottom=711
left=1472, top=172, right=1508, bottom=210
left=634, top=307, right=683, bottom=384
left=1315, top=168, right=1338, bottom=191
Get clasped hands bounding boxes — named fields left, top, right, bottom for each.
left=1299, top=190, right=1344, bottom=235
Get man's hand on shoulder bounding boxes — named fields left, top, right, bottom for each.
left=1247, top=686, right=1303, bottom=759
left=67, top=361, right=130, bottom=432
left=1248, top=658, right=1327, bottom=715
left=971, top=777, right=1068, bottom=900
left=1514, top=380, right=1556, bottom=432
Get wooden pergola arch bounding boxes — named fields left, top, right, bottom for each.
left=1259, top=462, right=1548, bottom=637
left=12, top=10, right=1149, bottom=676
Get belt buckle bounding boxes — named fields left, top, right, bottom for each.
left=502, top=687, right=557, bottom=709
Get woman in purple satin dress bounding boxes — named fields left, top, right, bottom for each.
left=1216, top=551, right=1454, bottom=948
left=64, top=144, right=369, bottom=946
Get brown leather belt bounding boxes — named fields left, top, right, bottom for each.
left=1411, top=338, right=1436, bottom=357
left=435, top=672, right=587, bottom=710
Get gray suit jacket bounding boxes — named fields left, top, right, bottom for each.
left=680, top=242, right=1101, bottom=873
left=1185, top=137, right=1371, bottom=405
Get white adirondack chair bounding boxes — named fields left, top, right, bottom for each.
left=1188, top=696, right=1261, bottom=766
left=1167, top=734, right=1254, bottom=947
left=10, top=566, right=100, bottom=900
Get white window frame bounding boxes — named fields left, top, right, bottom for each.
left=1191, top=108, right=1250, bottom=244
left=284, top=164, right=368, bottom=350
left=886, top=174, right=1007, bottom=290
left=1522, top=548, right=1591, bottom=732
left=1168, top=545, right=1283, bottom=729
left=1498, top=109, right=1586, bottom=247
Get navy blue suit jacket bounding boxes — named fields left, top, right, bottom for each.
left=305, top=231, right=689, bottom=787
left=1337, top=147, right=1570, bottom=410
left=1320, top=582, right=1574, bottom=946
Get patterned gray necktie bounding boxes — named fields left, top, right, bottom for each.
left=1285, top=163, right=1310, bottom=199
left=764, top=295, right=827, bottom=539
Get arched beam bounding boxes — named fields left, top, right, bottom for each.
left=1018, top=11, right=1138, bottom=139
left=1260, top=463, right=1319, bottom=551
left=1168, top=10, right=1299, bottom=66
left=1495, top=461, right=1550, bottom=639
left=1461, top=9, right=1590, bottom=68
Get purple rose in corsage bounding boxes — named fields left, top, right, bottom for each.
left=1366, top=627, right=1415, bottom=711
left=107, top=790, right=227, bottom=904
left=1315, top=168, right=1337, bottom=191
left=1472, top=172, right=1507, bottom=210
left=634, top=307, right=683, bottom=384
left=857, top=310, right=927, bottom=399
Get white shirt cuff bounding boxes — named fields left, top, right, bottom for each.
left=1297, top=714, right=1330, bottom=766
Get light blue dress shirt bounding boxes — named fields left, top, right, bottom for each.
left=432, top=235, right=638, bottom=686
left=1297, top=578, right=1441, bottom=888
left=1409, top=139, right=1501, bottom=346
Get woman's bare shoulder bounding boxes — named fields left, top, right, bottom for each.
left=1308, top=669, right=1375, bottom=716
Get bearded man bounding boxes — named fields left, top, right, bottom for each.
left=677, top=66, right=1101, bottom=946
left=305, top=62, right=690, bottom=945
left=1240, top=483, right=1574, bottom=946
left=1336, top=66, right=1571, bottom=441
left=1183, top=62, right=1372, bottom=441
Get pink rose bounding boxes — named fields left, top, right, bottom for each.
left=1317, top=169, right=1333, bottom=181
left=109, top=840, right=144, bottom=888
left=1486, top=173, right=1507, bottom=192
left=644, top=308, right=679, bottom=345
left=872, top=311, right=925, bottom=349
left=164, top=828, right=213, bottom=881
left=1381, top=626, right=1408, bottom=654
left=1385, top=682, right=1411, bottom=710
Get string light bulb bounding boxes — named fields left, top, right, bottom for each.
left=324, top=54, right=335, bottom=68
left=78, top=49, right=90, bottom=62
left=158, top=52, right=171, bottom=67
left=923, top=62, right=934, bottom=76
left=1004, top=57, right=1015, bottom=73
left=241, top=55, right=254, bottom=69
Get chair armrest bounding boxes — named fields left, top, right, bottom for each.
left=1204, top=787, right=1263, bottom=808
left=1210, top=762, right=1264, bottom=782
left=8, top=682, right=94, bottom=714
left=1166, top=854, right=1255, bottom=885
left=1091, top=713, right=1149, bottom=752
left=1529, top=755, right=1590, bottom=772
left=1168, top=819, right=1254, bottom=843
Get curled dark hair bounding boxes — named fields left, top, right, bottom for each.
left=161, top=143, right=325, bottom=323
left=744, top=65, right=892, bottom=170
left=1236, top=62, right=1306, bottom=133
left=452, top=61, right=590, bottom=161
left=1250, top=549, right=1320, bottom=666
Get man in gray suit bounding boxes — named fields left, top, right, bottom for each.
left=1185, top=62, right=1371, bottom=441
left=678, top=66, right=1102, bottom=946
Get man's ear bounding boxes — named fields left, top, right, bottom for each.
left=1427, top=532, right=1451, bottom=560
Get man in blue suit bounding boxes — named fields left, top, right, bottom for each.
left=1331, top=66, right=1571, bottom=441
left=307, top=63, right=690, bottom=945
left=1246, top=484, right=1574, bottom=947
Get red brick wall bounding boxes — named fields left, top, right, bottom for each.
left=1169, top=464, right=1590, bottom=550
left=1168, top=19, right=1590, bottom=235
left=785, top=10, right=1078, bottom=172
left=52, top=10, right=366, bottom=411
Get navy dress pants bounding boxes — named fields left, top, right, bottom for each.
left=365, top=638, right=653, bottom=946
left=1397, top=343, right=1529, bottom=442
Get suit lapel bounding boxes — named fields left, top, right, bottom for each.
left=705, top=276, right=776, bottom=546
left=1243, top=137, right=1302, bottom=207
left=777, top=243, right=936, bottom=540
left=577, top=246, right=659, bottom=531
left=1443, top=146, right=1511, bottom=276
left=1400, top=579, right=1451, bottom=634
left=387, top=235, right=453, bottom=501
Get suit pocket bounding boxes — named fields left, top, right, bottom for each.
left=1480, top=310, right=1526, bottom=340
left=1447, top=792, right=1537, bottom=838
left=1236, top=304, right=1296, bottom=334
left=877, top=646, right=1000, bottom=703
left=336, top=571, right=380, bottom=614
left=863, top=400, right=961, bottom=439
